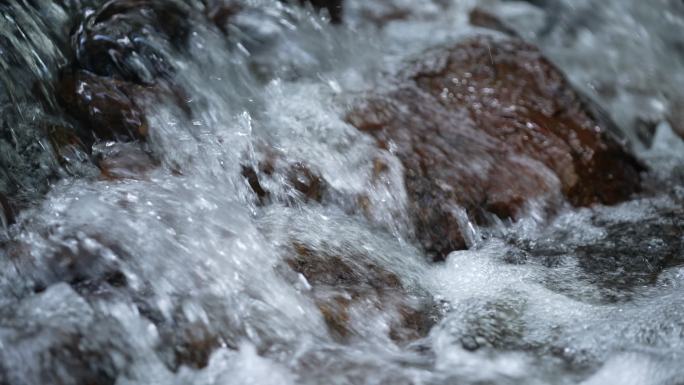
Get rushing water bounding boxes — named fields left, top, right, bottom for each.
left=0, top=1, right=683, bottom=384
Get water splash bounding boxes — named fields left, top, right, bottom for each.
left=0, top=0, right=683, bottom=384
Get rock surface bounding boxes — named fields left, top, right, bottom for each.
left=508, top=202, right=684, bottom=301
left=242, top=153, right=328, bottom=206
left=56, top=70, right=150, bottom=143
left=72, top=0, right=192, bottom=85
left=469, top=7, right=519, bottom=36
left=0, top=193, right=15, bottom=227
left=300, top=0, right=344, bottom=24
left=286, top=242, right=434, bottom=342
left=347, top=36, right=644, bottom=261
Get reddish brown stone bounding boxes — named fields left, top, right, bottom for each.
left=287, top=242, right=433, bottom=342
left=347, top=36, right=644, bottom=261
left=56, top=70, right=149, bottom=142
left=242, top=156, right=327, bottom=205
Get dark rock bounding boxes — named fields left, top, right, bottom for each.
left=352, top=1, right=452, bottom=28
left=0, top=326, right=124, bottom=385
left=5, top=232, right=131, bottom=296
left=575, top=208, right=684, bottom=293
left=205, top=0, right=243, bottom=33
left=347, top=36, right=644, bottom=261
left=56, top=70, right=149, bottom=142
left=633, top=116, right=660, bottom=148
left=287, top=242, right=434, bottom=342
left=242, top=154, right=327, bottom=205
left=0, top=192, right=15, bottom=227
left=155, top=316, right=223, bottom=371
left=510, top=204, right=684, bottom=300
left=302, top=0, right=343, bottom=24
left=242, top=165, right=270, bottom=204
left=46, top=124, right=92, bottom=172
left=288, top=162, right=326, bottom=202
left=72, top=0, right=192, bottom=85
left=668, top=98, right=684, bottom=140
left=94, top=142, right=158, bottom=180
left=457, top=299, right=526, bottom=351
left=469, top=7, right=519, bottom=36
left=0, top=285, right=132, bottom=385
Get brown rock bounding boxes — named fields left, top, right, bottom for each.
left=56, top=70, right=149, bottom=142
left=287, top=242, right=433, bottom=342
left=288, top=162, right=326, bottom=202
left=241, top=165, right=270, bottom=203
left=347, top=36, right=644, bottom=261
left=242, top=156, right=327, bottom=205
left=161, top=320, right=222, bottom=370
left=46, top=125, right=91, bottom=170
left=95, top=143, right=158, bottom=180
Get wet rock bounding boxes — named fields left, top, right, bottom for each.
left=72, top=0, right=192, bottom=85
left=668, top=98, right=684, bottom=140
left=154, top=315, right=223, bottom=371
left=287, top=242, right=434, bottom=342
left=5, top=232, right=130, bottom=296
left=347, top=36, right=644, bottom=261
left=0, top=284, right=131, bottom=385
left=205, top=0, right=243, bottom=33
left=469, top=7, right=519, bottom=37
left=575, top=208, right=684, bottom=293
left=0, top=193, right=15, bottom=227
left=0, top=107, right=74, bottom=210
left=510, top=203, right=684, bottom=300
left=301, top=0, right=344, bottom=24
left=288, top=162, right=326, bottom=202
left=242, top=165, right=270, bottom=204
left=94, top=142, right=158, bottom=180
left=170, top=324, right=221, bottom=370
left=242, top=155, right=327, bottom=205
left=457, top=299, right=525, bottom=351
left=634, top=116, right=660, bottom=148
left=46, top=124, right=93, bottom=172
left=56, top=70, right=149, bottom=142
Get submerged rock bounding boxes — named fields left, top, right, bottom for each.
left=286, top=242, right=434, bottom=342
left=469, top=7, right=519, bottom=36
left=668, top=98, right=684, bottom=140
left=46, top=124, right=92, bottom=172
left=300, top=0, right=344, bottom=24
left=509, top=203, right=684, bottom=300
left=0, top=285, right=130, bottom=385
left=56, top=70, right=149, bottom=142
left=72, top=0, right=192, bottom=85
left=242, top=153, right=328, bottom=206
left=0, top=193, right=15, bottom=227
left=94, top=142, right=158, bottom=180
left=347, top=36, right=644, bottom=261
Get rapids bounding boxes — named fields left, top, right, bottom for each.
left=0, top=1, right=683, bottom=384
